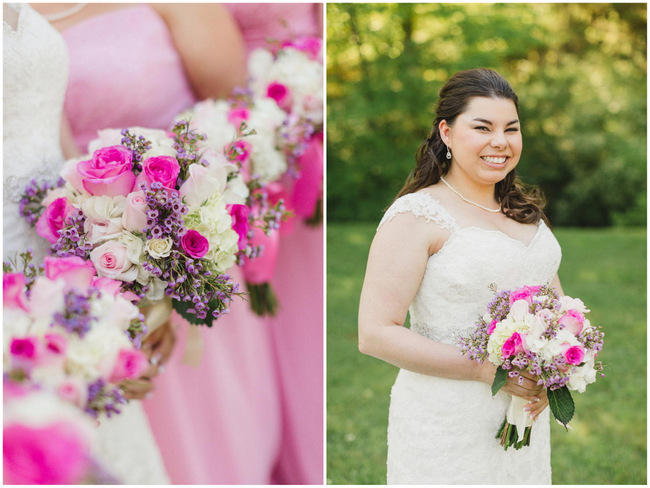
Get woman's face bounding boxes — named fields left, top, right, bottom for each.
left=440, top=96, right=522, bottom=187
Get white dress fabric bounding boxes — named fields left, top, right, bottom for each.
left=380, top=192, right=561, bottom=484
left=3, top=4, right=169, bottom=484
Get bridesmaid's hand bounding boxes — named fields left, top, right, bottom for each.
left=120, top=378, right=155, bottom=401
left=141, top=318, right=177, bottom=375
left=502, top=370, right=549, bottom=421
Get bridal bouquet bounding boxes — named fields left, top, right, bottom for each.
left=459, top=284, right=605, bottom=450
left=3, top=253, right=148, bottom=419
left=248, top=37, right=324, bottom=225
left=20, top=122, right=258, bottom=325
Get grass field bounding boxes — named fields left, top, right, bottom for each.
left=326, top=223, right=646, bottom=485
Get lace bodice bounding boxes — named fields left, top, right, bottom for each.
left=3, top=3, right=68, bottom=261
left=379, top=192, right=561, bottom=345
left=381, top=192, right=561, bottom=484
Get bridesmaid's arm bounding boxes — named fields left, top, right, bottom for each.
left=358, top=212, right=547, bottom=415
left=60, top=113, right=82, bottom=159
left=153, top=4, right=247, bottom=100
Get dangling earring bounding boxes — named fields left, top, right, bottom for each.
left=446, top=146, right=452, bottom=160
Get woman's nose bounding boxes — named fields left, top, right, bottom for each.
left=490, top=132, right=507, bottom=149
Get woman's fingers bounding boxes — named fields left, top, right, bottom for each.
left=120, top=379, right=154, bottom=400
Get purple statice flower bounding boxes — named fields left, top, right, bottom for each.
left=171, top=120, right=207, bottom=182
left=120, top=129, right=152, bottom=173
left=19, top=178, right=65, bottom=226
left=52, top=208, right=93, bottom=259
left=142, top=183, right=188, bottom=246
left=85, top=379, right=127, bottom=418
left=52, top=289, right=98, bottom=338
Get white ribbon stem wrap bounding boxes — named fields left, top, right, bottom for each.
left=506, top=395, right=534, bottom=443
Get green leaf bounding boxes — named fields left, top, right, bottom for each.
left=172, top=299, right=213, bottom=327
left=548, top=386, right=575, bottom=429
left=491, top=367, right=507, bottom=396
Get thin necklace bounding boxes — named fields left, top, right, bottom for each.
left=440, top=176, right=501, bottom=213
left=43, top=3, right=87, bottom=22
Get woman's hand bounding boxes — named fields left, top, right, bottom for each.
left=502, top=370, right=548, bottom=421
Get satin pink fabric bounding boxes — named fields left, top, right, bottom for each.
left=63, top=3, right=323, bottom=484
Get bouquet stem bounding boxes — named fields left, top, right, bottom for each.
left=496, top=418, right=532, bottom=450
left=247, top=281, right=278, bottom=316
left=305, top=198, right=322, bottom=226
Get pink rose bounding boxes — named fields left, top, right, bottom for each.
left=35, top=197, right=73, bottom=244
left=227, top=140, right=253, bottom=166
left=563, top=344, right=585, bottom=365
left=227, top=107, right=250, bottom=130
left=266, top=81, right=293, bottom=111
left=77, top=145, right=136, bottom=197
left=509, top=285, right=542, bottom=306
left=3, top=273, right=28, bottom=311
left=122, top=191, right=149, bottom=232
left=282, top=37, right=322, bottom=60
left=43, top=333, right=67, bottom=356
left=9, top=337, right=41, bottom=370
left=558, top=309, right=585, bottom=335
left=501, top=332, right=526, bottom=359
left=136, top=156, right=180, bottom=190
left=487, top=319, right=498, bottom=335
left=91, top=276, right=139, bottom=303
left=228, top=204, right=250, bottom=251
left=44, top=256, right=96, bottom=294
left=180, top=230, right=210, bottom=259
left=56, top=378, right=87, bottom=408
left=89, top=241, right=138, bottom=282
left=109, top=348, right=149, bottom=382
left=3, top=422, right=90, bottom=484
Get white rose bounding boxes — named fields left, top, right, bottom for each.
left=145, top=238, right=173, bottom=259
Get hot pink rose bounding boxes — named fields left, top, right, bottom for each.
left=228, top=204, right=250, bottom=251
left=35, top=197, right=73, bottom=244
left=487, top=319, right=498, bottom=335
left=44, top=256, right=96, bottom=294
left=3, top=273, right=28, bottom=311
left=9, top=337, right=41, bottom=370
left=89, top=241, right=138, bottom=282
left=501, top=332, right=526, bottom=358
left=3, top=422, right=90, bottom=484
left=44, top=333, right=67, bottom=356
left=181, top=230, right=210, bottom=259
left=282, top=37, right=323, bottom=60
left=227, top=107, right=250, bottom=130
left=509, top=285, right=542, bottom=306
left=122, top=191, right=149, bottom=232
left=563, top=344, right=585, bottom=365
left=77, top=145, right=135, bottom=197
left=227, top=140, right=253, bottom=166
left=136, top=156, right=180, bottom=190
left=109, top=348, right=149, bottom=382
left=558, top=309, right=585, bottom=335
left=266, top=81, right=293, bottom=111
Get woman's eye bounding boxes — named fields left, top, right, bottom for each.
left=506, top=128, right=520, bottom=133
left=474, top=126, right=489, bottom=131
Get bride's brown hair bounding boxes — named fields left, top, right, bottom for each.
left=396, top=68, right=548, bottom=225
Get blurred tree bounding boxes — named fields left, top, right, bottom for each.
left=327, top=3, right=646, bottom=226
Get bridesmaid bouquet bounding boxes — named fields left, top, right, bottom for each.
left=459, top=284, right=605, bottom=450
left=19, top=122, right=269, bottom=325
left=3, top=253, right=148, bottom=419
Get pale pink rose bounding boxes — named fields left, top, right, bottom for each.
left=77, top=146, right=136, bottom=197
left=487, top=319, right=498, bottom=335
left=282, top=37, right=323, bottom=60
left=180, top=230, right=210, bottom=259
left=109, top=348, right=149, bottom=382
left=228, top=204, right=250, bottom=251
left=558, top=309, right=585, bottom=335
left=3, top=422, right=90, bottom=484
left=509, top=285, right=542, bottom=306
left=3, top=273, right=28, bottom=311
left=90, top=241, right=138, bottom=282
left=44, top=256, right=96, bottom=294
left=91, top=276, right=140, bottom=303
left=27, top=277, right=65, bottom=319
left=501, top=332, right=526, bottom=358
left=227, top=107, right=250, bottom=130
left=36, top=197, right=73, bottom=244
left=83, top=215, right=123, bottom=245
left=122, top=191, right=149, bottom=232
left=56, top=378, right=87, bottom=408
left=135, top=156, right=180, bottom=190
left=266, top=81, right=293, bottom=111
left=563, top=344, right=585, bottom=365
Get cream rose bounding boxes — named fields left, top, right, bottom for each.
left=145, top=238, right=173, bottom=259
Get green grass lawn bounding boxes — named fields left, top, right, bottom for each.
left=326, top=223, right=646, bottom=485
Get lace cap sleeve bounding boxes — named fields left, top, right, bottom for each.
left=377, top=192, right=459, bottom=232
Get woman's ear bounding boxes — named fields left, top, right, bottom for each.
left=438, top=119, right=451, bottom=146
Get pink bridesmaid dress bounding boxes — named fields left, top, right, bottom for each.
left=62, top=5, right=283, bottom=484
left=226, top=4, right=324, bottom=484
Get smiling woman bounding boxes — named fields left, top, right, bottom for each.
left=357, top=68, right=563, bottom=484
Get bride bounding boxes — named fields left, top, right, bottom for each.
left=3, top=3, right=168, bottom=484
left=358, top=68, right=563, bottom=484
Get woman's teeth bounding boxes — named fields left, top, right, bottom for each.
left=482, top=156, right=507, bottom=164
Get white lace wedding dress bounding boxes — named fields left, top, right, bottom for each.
left=3, top=4, right=169, bottom=484
left=379, top=192, right=562, bottom=484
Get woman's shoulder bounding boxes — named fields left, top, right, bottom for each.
left=378, top=187, right=459, bottom=232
